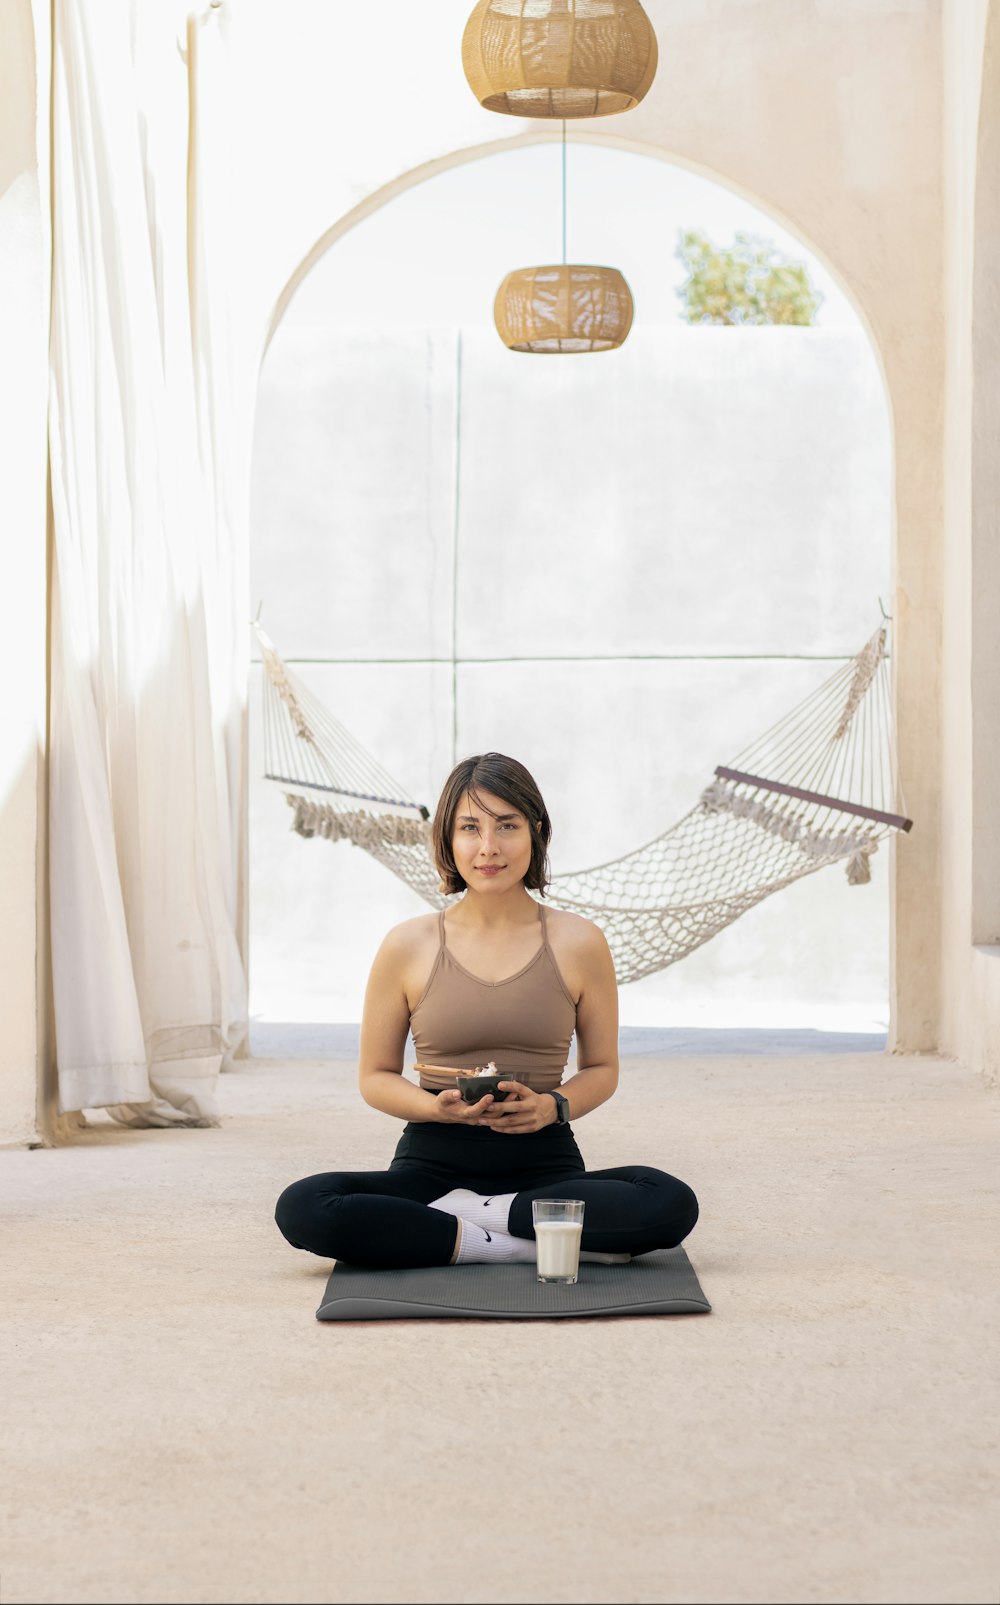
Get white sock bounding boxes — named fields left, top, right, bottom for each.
left=427, top=1188, right=485, bottom=1220
left=429, top=1188, right=517, bottom=1235
left=454, top=1219, right=537, bottom=1265
left=430, top=1192, right=633, bottom=1265
left=472, top=1197, right=629, bottom=1254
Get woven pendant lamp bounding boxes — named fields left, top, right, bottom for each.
left=462, top=0, right=658, bottom=119
left=494, top=264, right=633, bottom=352
left=493, top=122, right=635, bottom=352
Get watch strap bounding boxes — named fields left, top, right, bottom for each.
left=549, top=1090, right=570, bottom=1125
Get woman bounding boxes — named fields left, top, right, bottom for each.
left=275, top=752, right=699, bottom=1270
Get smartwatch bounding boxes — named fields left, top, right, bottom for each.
left=548, top=1090, right=570, bottom=1125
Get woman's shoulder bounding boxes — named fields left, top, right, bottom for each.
left=378, top=911, right=441, bottom=957
left=543, top=905, right=611, bottom=957
left=372, top=912, right=442, bottom=1003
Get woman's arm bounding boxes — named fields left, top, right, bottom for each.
left=358, top=927, right=442, bottom=1122
left=357, top=926, right=495, bottom=1126
left=560, top=918, right=619, bottom=1116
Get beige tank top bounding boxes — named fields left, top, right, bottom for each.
left=411, top=904, right=576, bottom=1094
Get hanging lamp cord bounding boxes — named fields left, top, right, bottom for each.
left=561, top=119, right=567, bottom=265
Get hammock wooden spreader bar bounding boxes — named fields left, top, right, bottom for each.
left=714, top=767, right=913, bottom=834
left=265, top=771, right=429, bottom=815
left=256, top=621, right=912, bottom=985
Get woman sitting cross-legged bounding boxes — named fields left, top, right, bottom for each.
left=274, top=752, right=699, bottom=1270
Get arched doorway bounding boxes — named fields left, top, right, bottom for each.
left=249, top=135, right=893, bottom=1041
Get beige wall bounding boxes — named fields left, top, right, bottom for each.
left=4, top=1, right=998, bottom=1138
left=235, top=0, right=946, bottom=1051
left=0, top=0, right=50, bottom=1145
left=941, top=0, right=1000, bottom=1085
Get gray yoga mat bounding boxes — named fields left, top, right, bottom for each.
left=316, top=1246, right=710, bottom=1321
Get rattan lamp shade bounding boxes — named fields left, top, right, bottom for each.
left=494, top=264, right=634, bottom=352
left=462, top=0, right=658, bottom=118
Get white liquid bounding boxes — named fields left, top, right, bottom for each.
left=535, top=1220, right=583, bottom=1280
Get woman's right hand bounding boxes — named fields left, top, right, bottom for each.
left=434, top=1089, right=495, bottom=1123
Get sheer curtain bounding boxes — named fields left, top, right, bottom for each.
left=49, top=0, right=248, bottom=1126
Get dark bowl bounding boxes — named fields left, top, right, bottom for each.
left=457, top=1073, right=510, bottom=1105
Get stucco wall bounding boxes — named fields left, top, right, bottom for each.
left=249, top=323, right=891, bottom=1026
left=232, top=0, right=945, bottom=1050
left=0, top=0, right=50, bottom=1145
left=940, top=0, right=1000, bottom=1085
left=6, top=2, right=997, bottom=1135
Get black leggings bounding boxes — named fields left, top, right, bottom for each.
left=275, top=1121, right=699, bottom=1270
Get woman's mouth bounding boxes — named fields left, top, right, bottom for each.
left=476, top=866, right=505, bottom=876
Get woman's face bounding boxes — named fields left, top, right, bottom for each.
left=451, top=788, right=534, bottom=892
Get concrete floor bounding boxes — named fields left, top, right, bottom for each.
left=2, top=1047, right=998, bottom=1605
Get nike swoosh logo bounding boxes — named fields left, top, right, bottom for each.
left=484, top=1230, right=491, bottom=1242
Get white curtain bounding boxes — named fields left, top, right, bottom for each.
left=49, top=0, right=248, bottom=1126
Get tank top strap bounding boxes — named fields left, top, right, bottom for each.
left=538, top=902, right=576, bottom=1008
left=412, top=911, right=449, bottom=1013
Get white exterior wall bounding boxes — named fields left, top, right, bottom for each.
left=0, top=0, right=50, bottom=1144
left=250, top=324, right=891, bottom=1026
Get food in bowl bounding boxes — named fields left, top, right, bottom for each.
left=456, top=1061, right=510, bottom=1104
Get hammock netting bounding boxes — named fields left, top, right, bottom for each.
left=255, top=624, right=911, bottom=986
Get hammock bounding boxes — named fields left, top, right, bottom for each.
left=255, top=623, right=911, bottom=986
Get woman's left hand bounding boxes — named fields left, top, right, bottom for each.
left=477, top=1081, right=556, bottom=1133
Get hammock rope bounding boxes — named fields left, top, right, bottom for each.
left=254, top=623, right=911, bottom=985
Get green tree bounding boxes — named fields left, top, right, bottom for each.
left=675, top=228, right=822, bottom=325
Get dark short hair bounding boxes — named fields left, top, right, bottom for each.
left=432, top=752, right=552, bottom=896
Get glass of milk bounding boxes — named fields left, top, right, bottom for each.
left=532, top=1199, right=586, bottom=1284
